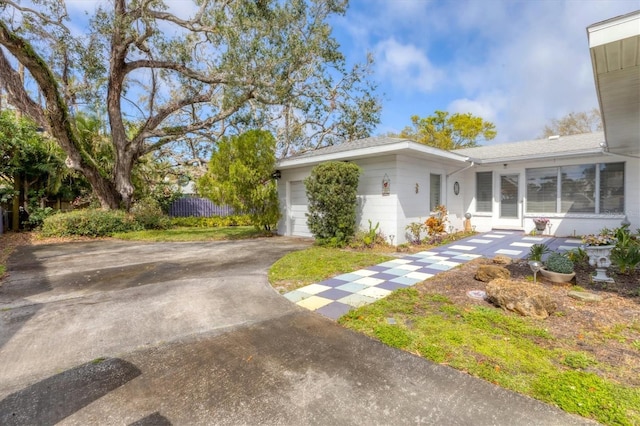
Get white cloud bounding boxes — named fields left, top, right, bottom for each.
left=375, top=38, right=443, bottom=93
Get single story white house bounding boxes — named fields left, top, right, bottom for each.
left=276, top=10, right=640, bottom=245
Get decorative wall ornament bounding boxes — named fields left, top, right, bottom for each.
left=382, top=174, right=390, bottom=196
left=453, top=181, right=460, bottom=195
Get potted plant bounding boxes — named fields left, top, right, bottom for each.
left=533, top=217, right=549, bottom=233
left=582, top=230, right=617, bottom=283
left=540, top=252, right=575, bottom=283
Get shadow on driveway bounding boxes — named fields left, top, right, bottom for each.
left=0, top=358, right=141, bottom=425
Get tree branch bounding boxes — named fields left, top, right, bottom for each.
left=0, top=48, right=46, bottom=127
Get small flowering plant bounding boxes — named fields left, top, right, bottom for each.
left=582, top=231, right=617, bottom=246
left=533, top=217, right=549, bottom=227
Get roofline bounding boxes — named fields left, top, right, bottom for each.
left=277, top=140, right=469, bottom=169
left=587, top=10, right=640, bottom=47
left=467, top=148, right=606, bottom=165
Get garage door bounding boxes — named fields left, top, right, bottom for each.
left=290, top=181, right=312, bottom=237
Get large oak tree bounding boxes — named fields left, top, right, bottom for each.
left=0, top=0, right=380, bottom=209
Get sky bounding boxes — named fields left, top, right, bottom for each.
left=62, top=0, right=639, bottom=146
left=329, top=0, right=638, bottom=144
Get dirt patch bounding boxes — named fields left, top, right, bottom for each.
left=414, top=257, right=640, bottom=386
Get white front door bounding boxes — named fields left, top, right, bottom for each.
left=498, top=174, right=522, bottom=229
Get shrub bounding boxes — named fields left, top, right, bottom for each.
left=565, top=247, right=588, bottom=265
left=41, top=209, right=141, bottom=237
left=131, top=198, right=171, bottom=230
left=545, top=252, right=574, bottom=274
left=169, top=215, right=252, bottom=228
left=305, top=161, right=361, bottom=247
left=405, top=221, right=425, bottom=244
left=528, top=243, right=551, bottom=261
left=424, top=205, right=447, bottom=235
left=349, top=220, right=386, bottom=249
left=26, top=206, right=55, bottom=229
left=610, top=224, right=640, bottom=274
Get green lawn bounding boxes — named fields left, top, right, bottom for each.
left=268, top=246, right=394, bottom=293
left=112, top=226, right=267, bottom=241
left=339, top=288, right=640, bottom=425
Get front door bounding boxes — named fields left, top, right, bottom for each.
left=499, top=174, right=521, bottom=228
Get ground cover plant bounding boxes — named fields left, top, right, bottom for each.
left=339, top=259, right=640, bottom=425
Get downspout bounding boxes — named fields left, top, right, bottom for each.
left=444, top=159, right=474, bottom=218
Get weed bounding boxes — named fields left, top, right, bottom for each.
left=561, top=351, right=598, bottom=369
left=531, top=371, right=640, bottom=425
left=91, top=357, right=106, bottom=364
left=373, top=324, right=412, bottom=349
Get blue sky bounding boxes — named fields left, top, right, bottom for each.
left=63, top=0, right=638, bottom=146
left=330, top=0, right=638, bottom=144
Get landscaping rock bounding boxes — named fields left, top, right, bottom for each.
left=568, top=291, right=603, bottom=303
left=485, top=278, right=557, bottom=319
left=492, top=255, right=513, bottom=265
left=475, top=265, right=511, bottom=282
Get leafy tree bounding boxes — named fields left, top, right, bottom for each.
left=304, top=161, right=361, bottom=246
left=0, top=0, right=380, bottom=210
left=198, top=130, right=279, bottom=231
left=0, top=110, right=83, bottom=228
left=394, top=111, right=497, bottom=150
left=541, top=109, right=602, bottom=138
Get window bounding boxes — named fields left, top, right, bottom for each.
left=600, top=162, right=624, bottom=214
left=430, top=173, right=441, bottom=211
left=476, top=172, right=492, bottom=212
left=526, top=167, right=556, bottom=213
left=560, top=164, right=595, bottom=213
left=526, top=162, right=624, bottom=214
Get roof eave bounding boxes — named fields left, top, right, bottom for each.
left=277, top=141, right=469, bottom=169
left=470, top=148, right=606, bottom=165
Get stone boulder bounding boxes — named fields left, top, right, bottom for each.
left=492, top=255, right=513, bottom=265
left=485, top=278, right=557, bottom=319
left=475, top=265, right=511, bottom=282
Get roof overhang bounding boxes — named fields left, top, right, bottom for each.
left=277, top=141, right=469, bottom=169
left=588, top=11, right=640, bottom=157
left=468, top=148, right=606, bottom=165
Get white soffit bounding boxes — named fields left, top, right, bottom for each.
left=588, top=11, right=640, bottom=157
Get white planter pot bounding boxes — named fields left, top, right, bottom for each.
left=540, top=268, right=575, bottom=283
left=585, top=245, right=615, bottom=283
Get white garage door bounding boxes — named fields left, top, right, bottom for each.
left=290, top=181, right=312, bottom=237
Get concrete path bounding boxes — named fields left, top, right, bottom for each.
left=0, top=237, right=592, bottom=425
left=287, top=231, right=582, bottom=319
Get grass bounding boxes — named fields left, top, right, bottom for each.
left=268, top=246, right=394, bottom=293
left=112, top=226, right=267, bottom=241
left=339, top=288, right=640, bottom=425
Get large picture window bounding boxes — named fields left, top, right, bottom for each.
left=476, top=172, right=492, bottom=212
left=526, top=162, right=624, bottom=214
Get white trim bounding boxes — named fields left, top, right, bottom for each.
left=278, top=141, right=468, bottom=169
left=588, top=11, right=640, bottom=47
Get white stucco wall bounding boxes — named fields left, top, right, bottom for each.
left=276, top=156, right=401, bottom=243
left=460, top=154, right=640, bottom=237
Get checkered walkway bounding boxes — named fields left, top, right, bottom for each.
left=284, top=231, right=583, bottom=320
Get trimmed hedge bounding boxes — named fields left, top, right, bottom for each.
left=169, top=215, right=253, bottom=228
left=42, top=209, right=142, bottom=237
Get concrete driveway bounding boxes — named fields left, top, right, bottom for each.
left=0, top=238, right=592, bottom=425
